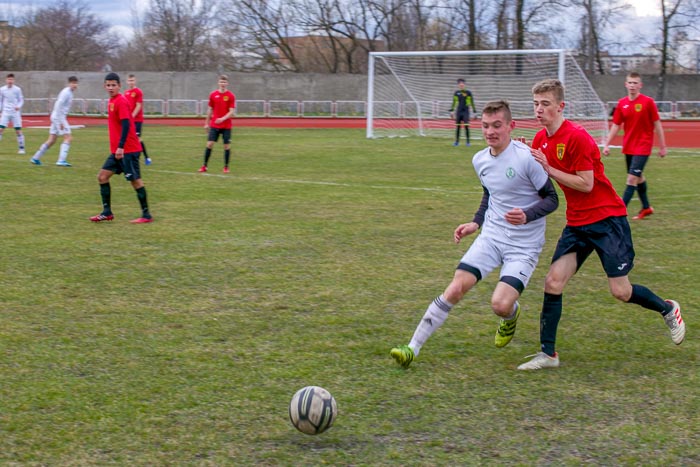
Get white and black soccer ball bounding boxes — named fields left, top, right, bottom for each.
left=289, top=386, right=337, bottom=435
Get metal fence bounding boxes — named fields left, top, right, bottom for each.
left=22, top=98, right=700, bottom=119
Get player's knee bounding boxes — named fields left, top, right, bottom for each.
left=609, top=283, right=632, bottom=302
left=444, top=274, right=476, bottom=304
left=491, top=298, right=514, bottom=318
left=544, top=273, right=566, bottom=294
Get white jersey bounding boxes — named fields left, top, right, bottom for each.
left=0, top=84, right=23, bottom=114
left=51, top=86, right=74, bottom=121
left=471, top=140, right=550, bottom=248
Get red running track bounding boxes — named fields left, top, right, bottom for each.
left=21, top=116, right=700, bottom=148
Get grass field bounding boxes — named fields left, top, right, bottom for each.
left=1, top=125, right=698, bottom=465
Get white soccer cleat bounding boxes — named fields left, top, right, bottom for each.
left=664, top=300, right=685, bottom=345
left=18, top=149, right=26, bottom=154
left=517, top=352, right=559, bottom=370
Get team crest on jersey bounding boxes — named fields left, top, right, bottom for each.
left=506, top=167, right=515, bottom=179
left=223, top=96, right=229, bottom=101
left=556, top=143, right=566, bottom=160
left=109, top=103, right=114, bottom=112
left=635, top=103, right=642, bottom=112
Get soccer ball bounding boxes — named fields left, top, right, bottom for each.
left=289, top=386, right=337, bottom=435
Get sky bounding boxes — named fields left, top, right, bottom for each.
left=628, top=0, right=661, bottom=17
left=1, top=0, right=667, bottom=49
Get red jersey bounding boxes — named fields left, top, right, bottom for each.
left=532, top=120, right=627, bottom=226
left=208, top=89, right=235, bottom=129
left=612, top=93, right=659, bottom=155
left=108, top=94, right=142, bottom=154
left=124, top=87, right=144, bottom=122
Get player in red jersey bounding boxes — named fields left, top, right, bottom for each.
left=198, top=75, right=236, bottom=173
left=517, top=79, right=684, bottom=370
left=125, top=74, right=151, bottom=165
left=90, top=73, right=153, bottom=224
left=603, top=72, right=667, bottom=220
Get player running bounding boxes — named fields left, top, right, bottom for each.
left=391, top=100, right=559, bottom=368
left=31, top=76, right=79, bottom=167
left=518, top=79, right=684, bottom=370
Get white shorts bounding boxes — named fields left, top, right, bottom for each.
left=458, top=234, right=542, bottom=288
left=0, top=112, right=22, bottom=128
left=50, top=117, right=71, bottom=135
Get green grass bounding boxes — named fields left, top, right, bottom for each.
left=1, top=125, right=698, bottom=465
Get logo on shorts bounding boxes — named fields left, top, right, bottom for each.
left=506, top=167, right=515, bottom=179
left=556, top=143, right=566, bottom=160
left=617, top=262, right=628, bottom=270
left=635, top=103, right=642, bottom=112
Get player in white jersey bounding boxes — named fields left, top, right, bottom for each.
left=390, top=100, right=559, bottom=369
left=0, top=73, right=26, bottom=154
left=31, top=76, right=79, bottom=167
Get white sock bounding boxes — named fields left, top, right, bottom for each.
left=58, top=143, right=70, bottom=162
left=17, top=134, right=25, bottom=150
left=505, top=301, right=519, bottom=321
left=409, top=295, right=454, bottom=356
left=34, top=143, right=48, bottom=160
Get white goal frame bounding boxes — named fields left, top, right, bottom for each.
left=366, top=49, right=608, bottom=143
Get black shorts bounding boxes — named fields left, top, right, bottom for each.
left=134, top=121, right=143, bottom=137
left=208, top=128, right=231, bottom=144
left=102, top=152, right=142, bottom=182
left=625, top=154, right=650, bottom=177
left=455, top=110, right=470, bottom=125
left=551, top=216, right=635, bottom=278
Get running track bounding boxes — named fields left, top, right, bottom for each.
left=22, top=116, right=700, bottom=148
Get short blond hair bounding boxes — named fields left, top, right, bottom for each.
left=532, top=79, right=565, bottom=103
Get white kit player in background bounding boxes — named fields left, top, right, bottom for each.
left=31, top=76, right=79, bottom=167
left=0, top=73, right=26, bottom=154
left=390, top=100, right=559, bottom=369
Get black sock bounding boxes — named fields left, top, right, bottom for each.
left=637, top=181, right=650, bottom=209
left=141, top=140, right=149, bottom=159
left=100, top=183, right=111, bottom=214
left=627, top=284, right=672, bottom=314
left=466, top=127, right=470, bottom=143
left=540, top=292, right=563, bottom=357
left=136, top=186, right=150, bottom=218
left=455, top=126, right=460, bottom=142
left=203, top=148, right=212, bottom=166
left=622, top=185, right=636, bottom=206
left=224, top=149, right=231, bottom=167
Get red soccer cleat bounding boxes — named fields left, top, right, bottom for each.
left=130, top=217, right=154, bottom=224
left=198, top=165, right=207, bottom=172
left=90, top=213, right=114, bottom=222
left=223, top=166, right=230, bottom=174
left=632, top=206, right=654, bottom=220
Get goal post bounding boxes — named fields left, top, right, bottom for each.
left=366, top=49, right=608, bottom=144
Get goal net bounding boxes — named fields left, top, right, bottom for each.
left=367, top=49, right=608, bottom=144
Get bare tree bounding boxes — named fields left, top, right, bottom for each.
left=136, top=0, right=221, bottom=71
left=227, top=0, right=305, bottom=71
left=656, top=0, right=699, bottom=100
left=574, top=0, right=630, bottom=74
left=21, top=0, right=116, bottom=70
